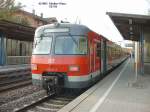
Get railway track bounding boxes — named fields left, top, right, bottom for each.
left=13, top=90, right=81, bottom=112
left=0, top=66, right=82, bottom=112
left=25, top=96, right=75, bottom=112
left=0, top=69, right=31, bottom=79
left=0, top=89, right=81, bottom=112
left=0, top=67, right=32, bottom=92
left=0, top=79, right=32, bottom=92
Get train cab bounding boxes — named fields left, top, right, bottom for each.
left=31, top=23, right=102, bottom=93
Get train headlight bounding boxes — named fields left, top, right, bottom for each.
left=69, top=66, right=79, bottom=72
left=31, top=64, right=37, bottom=70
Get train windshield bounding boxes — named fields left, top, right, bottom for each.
left=54, top=36, right=87, bottom=55
left=32, top=37, right=52, bottom=54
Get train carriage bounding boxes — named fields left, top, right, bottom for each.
left=31, top=23, right=128, bottom=93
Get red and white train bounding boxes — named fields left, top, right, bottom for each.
left=31, top=23, right=128, bottom=93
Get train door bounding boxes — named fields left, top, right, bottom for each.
left=89, top=37, right=95, bottom=74
left=88, top=33, right=100, bottom=81
left=93, top=42, right=96, bottom=72
left=91, top=40, right=101, bottom=81
left=101, top=39, right=107, bottom=74
left=96, top=41, right=101, bottom=72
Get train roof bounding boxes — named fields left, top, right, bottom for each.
left=36, top=23, right=91, bottom=36
left=38, top=23, right=90, bottom=30
left=35, top=23, right=121, bottom=47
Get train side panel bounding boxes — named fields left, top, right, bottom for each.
left=88, top=31, right=102, bottom=83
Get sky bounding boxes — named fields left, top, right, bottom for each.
left=15, top=0, right=149, bottom=46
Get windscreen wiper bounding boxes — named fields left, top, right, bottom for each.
left=68, top=33, right=78, bottom=46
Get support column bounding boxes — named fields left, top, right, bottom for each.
left=140, top=26, right=144, bottom=75
left=135, top=42, right=139, bottom=81
left=0, top=33, right=6, bottom=65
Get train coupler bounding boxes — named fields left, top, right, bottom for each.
left=43, top=76, right=63, bottom=95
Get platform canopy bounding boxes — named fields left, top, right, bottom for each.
left=0, top=19, right=35, bottom=41
left=107, top=12, right=150, bottom=41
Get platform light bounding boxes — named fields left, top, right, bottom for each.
left=130, top=26, right=133, bottom=31
left=44, top=28, right=69, bottom=33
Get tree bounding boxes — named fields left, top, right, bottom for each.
left=0, top=0, right=15, bottom=8
left=0, top=0, right=30, bottom=26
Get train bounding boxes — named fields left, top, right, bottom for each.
left=31, top=23, right=129, bottom=94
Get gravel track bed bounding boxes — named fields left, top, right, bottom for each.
left=0, top=85, right=43, bottom=106
left=0, top=76, right=31, bottom=86
left=0, top=90, right=47, bottom=112
left=24, top=91, right=79, bottom=112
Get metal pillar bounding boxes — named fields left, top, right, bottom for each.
left=134, top=42, right=139, bottom=81
left=140, top=26, right=144, bottom=75
left=0, top=33, right=6, bottom=65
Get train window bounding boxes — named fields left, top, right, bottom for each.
left=78, top=38, right=87, bottom=53
left=96, top=43, right=101, bottom=57
left=107, top=46, right=111, bottom=58
left=54, top=36, right=87, bottom=55
left=112, top=47, right=115, bottom=58
left=32, top=37, right=52, bottom=54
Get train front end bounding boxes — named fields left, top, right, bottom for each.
left=31, top=23, right=90, bottom=93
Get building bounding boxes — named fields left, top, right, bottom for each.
left=13, top=9, right=57, bottom=28
left=0, top=10, right=57, bottom=65
left=0, top=20, right=35, bottom=65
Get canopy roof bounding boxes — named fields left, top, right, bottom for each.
left=107, top=12, right=150, bottom=41
left=0, top=19, right=35, bottom=41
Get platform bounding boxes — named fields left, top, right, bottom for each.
left=59, top=58, right=150, bottom=112
left=0, top=64, right=30, bottom=73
